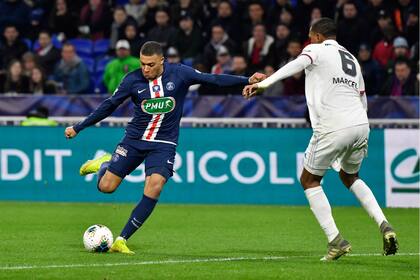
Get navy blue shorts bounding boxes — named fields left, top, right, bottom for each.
left=107, top=137, right=176, bottom=181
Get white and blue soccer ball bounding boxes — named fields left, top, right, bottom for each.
left=83, top=224, right=114, bottom=252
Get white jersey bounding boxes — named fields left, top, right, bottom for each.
left=300, top=39, right=368, bottom=134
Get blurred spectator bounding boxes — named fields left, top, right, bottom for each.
left=103, top=40, right=140, bottom=93
left=370, top=9, right=394, bottom=46
left=21, top=106, right=58, bottom=126
left=405, top=6, right=419, bottom=46
left=296, top=0, right=319, bottom=35
left=357, top=44, right=383, bottom=95
left=230, top=55, right=250, bottom=76
left=53, top=43, right=90, bottom=94
left=26, top=8, right=45, bottom=41
left=166, top=47, right=181, bottom=63
left=202, top=24, right=236, bottom=71
left=392, top=0, right=416, bottom=33
left=242, top=2, right=266, bottom=41
left=283, top=70, right=305, bottom=96
left=0, top=0, right=31, bottom=36
left=210, top=1, right=241, bottom=43
left=268, top=0, right=291, bottom=27
left=269, top=23, right=291, bottom=68
left=171, top=0, right=204, bottom=26
left=337, top=2, right=369, bottom=55
left=381, top=59, right=418, bottom=96
left=110, top=6, right=137, bottom=51
left=243, top=24, right=274, bottom=73
left=140, top=0, right=165, bottom=34
left=48, top=0, right=79, bottom=41
left=385, top=36, right=411, bottom=74
left=211, top=46, right=232, bottom=74
left=124, top=24, right=142, bottom=57
left=0, top=25, right=28, bottom=70
left=278, top=6, right=299, bottom=37
left=34, top=31, right=61, bottom=76
left=22, top=52, right=37, bottom=77
left=125, top=0, right=147, bottom=27
left=170, top=14, right=202, bottom=61
left=0, top=59, right=30, bottom=94
left=262, top=65, right=283, bottom=96
left=365, top=0, right=393, bottom=28
left=79, top=0, right=112, bottom=40
left=147, top=8, right=177, bottom=49
left=29, top=66, right=57, bottom=95
left=279, top=38, right=302, bottom=67
left=372, top=24, right=396, bottom=67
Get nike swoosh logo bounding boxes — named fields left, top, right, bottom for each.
left=138, top=88, right=147, bottom=94
left=167, top=160, right=174, bottom=164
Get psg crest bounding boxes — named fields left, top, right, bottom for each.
left=166, top=82, right=175, bottom=91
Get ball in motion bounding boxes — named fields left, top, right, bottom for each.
left=83, top=224, right=114, bottom=252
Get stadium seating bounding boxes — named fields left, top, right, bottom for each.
left=68, top=39, right=93, bottom=58
left=93, top=39, right=111, bottom=58
left=82, top=57, right=95, bottom=74
left=32, top=35, right=63, bottom=51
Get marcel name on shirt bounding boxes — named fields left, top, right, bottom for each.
left=332, top=76, right=358, bottom=90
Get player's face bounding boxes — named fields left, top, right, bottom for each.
left=140, top=54, right=164, bottom=80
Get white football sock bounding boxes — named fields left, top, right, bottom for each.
left=305, top=186, right=339, bottom=243
left=350, top=179, right=387, bottom=226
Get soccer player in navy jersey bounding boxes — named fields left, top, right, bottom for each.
left=64, top=41, right=265, bottom=254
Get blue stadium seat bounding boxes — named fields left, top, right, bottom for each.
left=96, top=57, right=112, bottom=73
left=93, top=39, right=110, bottom=57
left=82, top=57, right=95, bottom=74
left=116, top=0, right=129, bottom=5
left=94, top=76, right=108, bottom=94
left=68, top=39, right=93, bottom=58
left=23, top=38, right=32, bottom=50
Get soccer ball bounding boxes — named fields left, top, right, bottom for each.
left=83, top=224, right=114, bottom=252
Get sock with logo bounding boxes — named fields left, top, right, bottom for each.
left=305, top=186, right=340, bottom=243
left=97, top=161, right=110, bottom=191
left=350, top=179, right=387, bottom=226
left=120, top=194, right=158, bottom=240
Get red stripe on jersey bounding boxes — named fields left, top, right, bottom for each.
left=146, top=78, right=162, bottom=139
left=300, top=53, right=313, bottom=64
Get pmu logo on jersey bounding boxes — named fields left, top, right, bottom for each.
left=141, top=97, right=176, bottom=114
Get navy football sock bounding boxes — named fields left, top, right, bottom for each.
left=97, top=161, right=110, bottom=191
left=120, top=195, right=158, bottom=240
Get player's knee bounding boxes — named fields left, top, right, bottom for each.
left=300, top=174, right=317, bottom=189
left=98, top=179, right=117, bottom=194
left=339, top=170, right=358, bottom=189
left=145, top=179, right=164, bottom=197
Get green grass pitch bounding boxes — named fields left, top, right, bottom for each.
left=0, top=202, right=418, bottom=279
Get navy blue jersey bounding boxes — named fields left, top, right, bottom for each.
left=74, top=63, right=249, bottom=145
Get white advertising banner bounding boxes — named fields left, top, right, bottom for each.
left=385, top=129, right=420, bottom=208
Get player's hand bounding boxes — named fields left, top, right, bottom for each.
left=242, top=84, right=261, bottom=99
left=248, top=72, right=266, bottom=84
left=65, top=126, right=77, bottom=139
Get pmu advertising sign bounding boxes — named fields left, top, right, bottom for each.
left=0, top=126, right=390, bottom=206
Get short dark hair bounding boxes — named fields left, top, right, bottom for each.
left=311, top=17, right=337, bottom=37
left=140, top=41, right=164, bottom=56
left=394, top=58, right=411, bottom=69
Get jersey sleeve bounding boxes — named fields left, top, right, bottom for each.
left=299, top=44, right=319, bottom=65
left=179, top=64, right=249, bottom=87
left=73, top=74, right=133, bottom=133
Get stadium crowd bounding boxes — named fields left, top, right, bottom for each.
left=0, top=0, right=418, bottom=96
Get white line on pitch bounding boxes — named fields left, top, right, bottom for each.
left=0, top=253, right=418, bottom=271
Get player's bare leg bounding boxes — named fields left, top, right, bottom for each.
left=111, top=174, right=166, bottom=254
left=98, top=170, right=123, bottom=193
left=300, top=168, right=351, bottom=261
left=340, top=170, right=398, bottom=256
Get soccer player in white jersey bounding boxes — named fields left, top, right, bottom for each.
left=243, top=18, right=398, bottom=261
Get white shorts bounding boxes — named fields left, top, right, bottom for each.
left=304, top=124, right=369, bottom=176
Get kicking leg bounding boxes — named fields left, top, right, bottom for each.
left=301, top=168, right=351, bottom=261
left=111, top=174, right=165, bottom=254
left=340, top=170, right=398, bottom=255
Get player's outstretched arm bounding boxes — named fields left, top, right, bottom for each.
left=243, top=55, right=312, bottom=99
